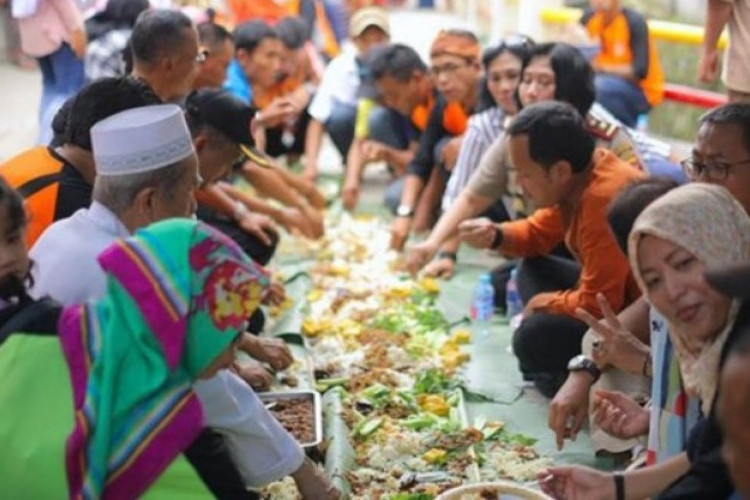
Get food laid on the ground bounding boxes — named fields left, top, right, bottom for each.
left=263, top=213, right=549, bottom=499
left=261, top=477, right=301, bottom=500
left=435, top=480, right=553, bottom=499
left=259, top=391, right=322, bottom=448
left=270, top=398, right=315, bottom=443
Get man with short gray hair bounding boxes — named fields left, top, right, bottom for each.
left=130, top=9, right=201, bottom=102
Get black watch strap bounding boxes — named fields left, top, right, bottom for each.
left=436, top=251, right=457, bottom=262
left=491, top=226, right=504, bottom=249
left=614, top=472, right=625, bottom=500
left=569, top=356, right=601, bottom=382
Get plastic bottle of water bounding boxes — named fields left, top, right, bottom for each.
left=471, top=273, right=495, bottom=341
left=636, top=114, right=649, bottom=134
left=506, top=268, right=523, bottom=328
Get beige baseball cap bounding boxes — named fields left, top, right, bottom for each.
left=349, top=6, right=390, bottom=38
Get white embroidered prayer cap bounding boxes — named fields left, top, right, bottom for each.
left=91, top=104, right=195, bottom=176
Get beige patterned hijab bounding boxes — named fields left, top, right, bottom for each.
left=629, top=183, right=750, bottom=414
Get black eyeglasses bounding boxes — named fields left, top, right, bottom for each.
left=680, top=157, right=750, bottom=181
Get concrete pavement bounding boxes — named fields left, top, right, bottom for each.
left=0, top=62, right=40, bottom=161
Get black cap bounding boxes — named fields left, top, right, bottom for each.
left=185, top=89, right=274, bottom=168
left=706, top=263, right=750, bottom=299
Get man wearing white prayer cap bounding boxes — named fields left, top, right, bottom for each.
left=28, top=105, right=340, bottom=499
left=31, top=103, right=199, bottom=303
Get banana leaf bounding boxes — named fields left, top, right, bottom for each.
left=322, top=388, right=356, bottom=498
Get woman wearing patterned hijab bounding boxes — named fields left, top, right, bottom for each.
left=541, top=183, right=750, bottom=499
left=628, top=183, right=750, bottom=415
left=0, top=218, right=270, bottom=498
left=60, top=218, right=271, bottom=498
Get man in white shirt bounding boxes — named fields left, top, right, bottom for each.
left=30, top=104, right=338, bottom=497
left=302, top=6, right=390, bottom=181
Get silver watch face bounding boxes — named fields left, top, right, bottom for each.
left=567, top=354, right=588, bottom=371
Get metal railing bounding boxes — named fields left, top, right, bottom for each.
left=540, top=5, right=728, bottom=108
left=539, top=6, right=728, bottom=49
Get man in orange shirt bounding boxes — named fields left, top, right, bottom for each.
left=459, top=101, right=643, bottom=397
left=581, top=0, right=664, bottom=127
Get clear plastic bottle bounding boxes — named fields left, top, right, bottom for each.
left=636, top=114, right=649, bottom=133
left=470, top=273, right=495, bottom=341
left=506, top=268, right=524, bottom=330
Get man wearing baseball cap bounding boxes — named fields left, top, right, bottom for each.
left=303, top=6, right=391, bottom=181
left=185, top=89, right=280, bottom=266
left=185, top=89, right=325, bottom=255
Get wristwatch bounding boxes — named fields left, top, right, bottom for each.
left=396, top=204, right=414, bottom=217
left=567, top=354, right=601, bottom=382
left=436, top=251, right=457, bottom=262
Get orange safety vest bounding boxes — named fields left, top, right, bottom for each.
left=0, top=146, right=65, bottom=248
left=584, top=9, right=664, bottom=107
left=411, top=92, right=434, bottom=132
left=443, top=101, right=469, bottom=135
left=411, top=92, right=469, bottom=136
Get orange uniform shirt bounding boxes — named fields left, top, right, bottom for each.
left=582, top=8, right=665, bottom=107
left=0, top=146, right=65, bottom=248
left=500, top=149, right=644, bottom=318
left=228, top=0, right=291, bottom=24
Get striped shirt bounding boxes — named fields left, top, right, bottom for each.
left=442, top=106, right=506, bottom=210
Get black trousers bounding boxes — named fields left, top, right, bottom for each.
left=490, top=244, right=574, bottom=310
left=186, top=429, right=259, bottom=499
left=199, top=212, right=279, bottom=267
left=510, top=254, right=588, bottom=398
left=265, top=109, right=312, bottom=158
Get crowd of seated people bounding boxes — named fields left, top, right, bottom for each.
left=5, top=0, right=750, bottom=498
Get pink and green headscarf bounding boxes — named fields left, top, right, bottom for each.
left=58, top=218, right=270, bottom=499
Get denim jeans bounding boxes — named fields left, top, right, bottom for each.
left=37, top=43, right=84, bottom=144
left=324, top=102, right=357, bottom=159
left=594, top=73, right=650, bottom=128
left=368, top=106, right=412, bottom=150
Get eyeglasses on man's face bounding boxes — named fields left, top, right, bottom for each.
left=680, top=156, right=750, bottom=181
